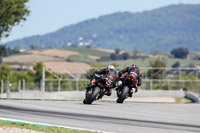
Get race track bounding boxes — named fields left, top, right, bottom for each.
left=0, top=100, right=200, bottom=133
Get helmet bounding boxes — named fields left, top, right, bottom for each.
left=131, top=64, right=136, bottom=68
left=107, top=64, right=115, bottom=70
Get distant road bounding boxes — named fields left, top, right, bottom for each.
left=0, top=100, right=200, bottom=133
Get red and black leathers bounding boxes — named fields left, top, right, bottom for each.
left=118, top=65, right=142, bottom=86
left=90, top=67, right=117, bottom=96
left=93, top=68, right=117, bottom=85
left=95, top=68, right=117, bottom=80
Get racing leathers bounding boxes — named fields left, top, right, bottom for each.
left=90, top=67, right=117, bottom=96
left=117, top=65, right=142, bottom=92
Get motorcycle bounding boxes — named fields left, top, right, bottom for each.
left=83, top=73, right=113, bottom=104
left=116, top=73, right=138, bottom=103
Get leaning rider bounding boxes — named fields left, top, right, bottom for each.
left=90, top=64, right=117, bottom=96
left=117, top=64, right=142, bottom=93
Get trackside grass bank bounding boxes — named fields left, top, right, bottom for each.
left=0, top=121, right=99, bottom=133
left=175, top=97, right=192, bottom=103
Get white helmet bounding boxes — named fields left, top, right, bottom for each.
left=108, top=64, right=115, bottom=70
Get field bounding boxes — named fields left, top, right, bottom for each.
left=2, top=49, right=94, bottom=74
left=2, top=48, right=200, bottom=75
left=3, top=54, right=63, bottom=65
left=100, top=57, right=200, bottom=68
left=60, top=47, right=111, bottom=64
left=2, top=48, right=112, bottom=75
left=28, top=49, right=79, bottom=59
left=3, top=49, right=81, bottom=65
left=44, top=62, right=91, bottom=74
left=60, top=47, right=111, bottom=57
left=94, top=48, right=115, bottom=53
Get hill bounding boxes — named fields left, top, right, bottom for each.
left=6, top=4, right=200, bottom=53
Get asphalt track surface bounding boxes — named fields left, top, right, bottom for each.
left=0, top=100, right=200, bottom=133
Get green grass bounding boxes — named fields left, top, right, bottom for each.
left=61, top=47, right=111, bottom=64
left=67, top=54, right=95, bottom=64
left=175, top=97, right=192, bottom=103
left=166, top=58, right=200, bottom=67
left=60, top=47, right=111, bottom=57
left=0, top=120, right=98, bottom=133
left=4, top=54, right=63, bottom=65
left=100, top=57, right=200, bottom=68
left=100, top=58, right=151, bottom=68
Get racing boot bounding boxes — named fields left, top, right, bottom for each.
left=129, top=87, right=138, bottom=97
left=134, top=87, right=138, bottom=92
left=106, top=89, right=112, bottom=96
left=132, top=87, right=138, bottom=93
left=129, top=89, right=133, bottom=97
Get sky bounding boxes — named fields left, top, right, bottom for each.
left=1, top=0, right=200, bottom=43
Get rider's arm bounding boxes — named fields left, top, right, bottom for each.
left=95, top=68, right=106, bottom=74
left=138, top=72, right=142, bottom=86
left=118, top=67, right=129, bottom=76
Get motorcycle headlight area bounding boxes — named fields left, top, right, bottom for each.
left=118, top=81, right=122, bottom=86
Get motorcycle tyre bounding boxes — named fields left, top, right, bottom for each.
left=83, top=87, right=100, bottom=104
left=116, top=86, right=129, bottom=103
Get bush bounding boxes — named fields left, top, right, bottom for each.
left=193, top=55, right=200, bottom=60
left=147, top=58, right=167, bottom=79
left=172, top=61, right=180, bottom=68
left=171, top=47, right=189, bottom=59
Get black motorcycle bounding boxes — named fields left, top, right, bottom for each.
left=83, top=73, right=113, bottom=104
left=116, top=73, right=138, bottom=103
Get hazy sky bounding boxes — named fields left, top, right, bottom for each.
left=1, top=0, right=200, bottom=43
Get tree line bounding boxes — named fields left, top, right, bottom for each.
left=0, top=62, right=74, bottom=92
left=98, top=47, right=190, bottom=62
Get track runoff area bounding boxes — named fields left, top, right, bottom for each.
left=0, top=100, right=200, bottom=133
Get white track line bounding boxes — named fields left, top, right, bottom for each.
left=0, top=117, right=115, bottom=133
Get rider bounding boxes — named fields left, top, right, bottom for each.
left=117, top=64, right=142, bottom=93
left=90, top=64, right=117, bottom=96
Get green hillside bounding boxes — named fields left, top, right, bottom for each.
left=61, top=47, right=111, bottom=64
left=60, top=47, right=110, bottom=57
left=6, top=4, right=200, bottom=53
left=100, top=57, right=200, bottom=68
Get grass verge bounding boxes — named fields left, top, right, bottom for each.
left=0, top=120, right=99, bottom=133
left=175, top=97, right=192, bottom=103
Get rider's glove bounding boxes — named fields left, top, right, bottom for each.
left=118, top=72, right=122, bottom=76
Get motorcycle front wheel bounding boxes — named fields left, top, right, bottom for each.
left=116, top=86, right=129, bottom=103
left=83, top=87, right=100, bottom=104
